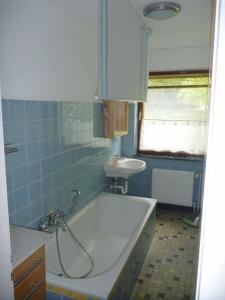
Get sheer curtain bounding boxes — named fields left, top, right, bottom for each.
left=139, top=78, right=208, bottom=155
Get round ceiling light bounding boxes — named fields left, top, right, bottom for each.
left=143, top=2, right=181, bottom=20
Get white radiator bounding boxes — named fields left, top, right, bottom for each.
left=152, top=168, right=195, bottom=207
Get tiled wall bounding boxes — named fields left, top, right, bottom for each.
left=47, top=284, right=101, bottom=300
left=2, top=99, right=121, bottom=228
left=121, top=103, right=138, bottom=157
left=128, top=156, right=204, bottom=207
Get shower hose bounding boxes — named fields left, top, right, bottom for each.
left=54, top=190, right=126, bottom=279
left=55, top=189, right=94, bottom=279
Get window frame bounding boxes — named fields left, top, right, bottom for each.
left=137, top=70, right=209, bottom=160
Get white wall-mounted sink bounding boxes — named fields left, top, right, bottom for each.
left=104, top=157, right=146, bottom=178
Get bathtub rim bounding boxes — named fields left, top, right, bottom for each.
left=46, top=192, right=157, bottom=300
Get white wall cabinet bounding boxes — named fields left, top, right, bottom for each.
left=99, top=0, right=150, bottom=101
left=0, top=0, right=99, bottom=102
left=0, top=0, right=149, bottom=102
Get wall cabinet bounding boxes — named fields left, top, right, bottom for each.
left=0, top=0, right=149, bottom=102
left=13, top=246, right=46, bottom=300
left=99, top=0, right=150, bottom=101
left=103, top=100, right=128, bottom=137
left=0, top=0, right=99, bottom=102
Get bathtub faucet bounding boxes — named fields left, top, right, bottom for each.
left=40, top=189, right=80, bottom=232
left=39, top=210, right=66, bottom=232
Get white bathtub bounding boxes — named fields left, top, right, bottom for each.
left=46, top=192, right=157, bottom=299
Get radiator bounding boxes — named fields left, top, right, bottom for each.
left=152, top=168, right=195, bottom=207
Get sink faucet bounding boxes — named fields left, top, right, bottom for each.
left=112, top=155, right=126, bottom=161
left=112, top=155, right=121, bottom=159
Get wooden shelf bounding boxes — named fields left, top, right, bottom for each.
left=103, top=100, right=128, bottom=138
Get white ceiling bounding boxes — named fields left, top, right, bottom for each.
left=129, top=0, right=212, bottom=49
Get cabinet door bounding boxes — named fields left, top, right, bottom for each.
left=14, top=262, right=46, bottom=300
left=140, top=27, right=151, bottom=102
left=0, top=0, right=98, bottom=102
left=100, top=0, right=146, bottom=101
left=103, top=100, right=128, bottom=137
left=28, top=283, right=46, bottom=300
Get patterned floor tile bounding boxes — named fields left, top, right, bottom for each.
left=131, top=208, right=199, bottom=300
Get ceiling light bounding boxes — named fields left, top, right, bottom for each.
left=143, top=2, right=181, bottom=20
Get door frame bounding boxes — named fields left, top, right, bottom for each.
left=196, top=0, right=225, bottom=299
left=0, top=87, right=14, bottom=299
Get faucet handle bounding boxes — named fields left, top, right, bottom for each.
left=112, top=155, right=126, bottom=161
left=39, top=210, right=60, bottom=231
left=112, top=155, right=121, bottom=160
left=39, top=217, right=49, bottom=231
left=48, top=210, right=60, bottom=225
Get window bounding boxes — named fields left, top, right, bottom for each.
left=138, top=72, right=209, bottom=158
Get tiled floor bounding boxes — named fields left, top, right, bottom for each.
left=131, top=208, right=199, bottom=300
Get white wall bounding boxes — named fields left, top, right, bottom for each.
left=0, top=0, right=98, bottom=102
left=148, top=45, right=209, bottom=72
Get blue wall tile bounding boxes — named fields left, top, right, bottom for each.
left=13, top=165, right=28, bottom=189
left=25, top=120, right=39, bottom=141
left=15, top=205, right=30, bottom=225
left=40, top=139, right=51, bottom=159
left=6, top=170, right=13, bottom=192
left=28, top=161, right=41, bottom=183
left=49, top=120, right=58, bottom=138
left=47, top=291, right=61, bottom=300
left=14, top=186, right=29, bottom=210
left=7, top=192, right=14, bottom=213
left=121, top=103, right=137, bottom=157
left=25, top=101, right=38, bottom=120
left=38, top=101, right=50, bottom=120
left=2, top=100, right=9, bottom=122
left=29, top=180, right=42, bottom=203
left=42, top=193, right=54, bottom=214
left=2, top=99, right=121, bottom=227
left=9, top=214, right=16, bottom=224
left=49, top=102, right=59, bottom=119
left=41, top=175, right=52, bottom=196
left=30, top=201, right=42, bottom=222
left=51, top=155, right=61, bottom=173
left=11, top=143, right=27, bottom=168
left=27, top=141, right=41, bottom=162
left=52, top=172, right=62, bottom=190
left=8, top=123, right=26, bottom=144
left=39, top=120, right=50, bottom=139
left=9, top=100, right=25, bottom=122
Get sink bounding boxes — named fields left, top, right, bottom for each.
left=104, top=158, right=146, bottom=178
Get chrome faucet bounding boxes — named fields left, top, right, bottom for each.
left=39, top=210, right=66, bottom=232
left=39, top=188, right=80, bottom=232
left=112, top=155, right=126, bottom=161
left=113, top=155, right=122, bottom=160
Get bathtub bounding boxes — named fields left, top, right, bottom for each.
left=46, top=192, right=157, bottom=300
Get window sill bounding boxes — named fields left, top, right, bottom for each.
left=136, top=153, right=205, bottom=162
